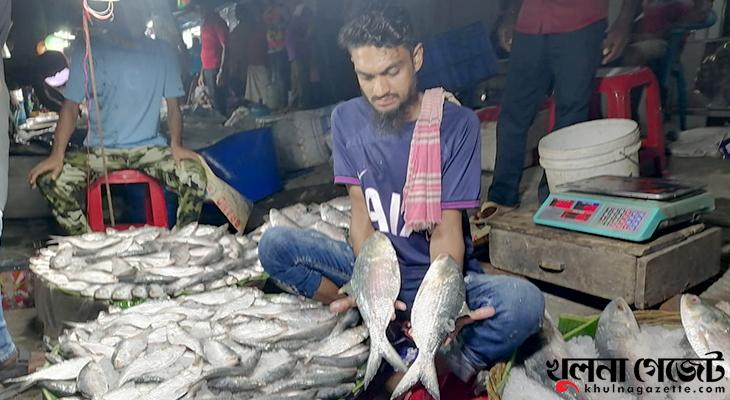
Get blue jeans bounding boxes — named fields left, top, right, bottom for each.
left=0, top=297, right=14, bottom=364
left=0, top=215, right=15, bottom=364
left=259, top=227, right=545, bottom=380
left=488, top=21, right=606, bottom=207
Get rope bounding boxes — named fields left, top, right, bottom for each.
left=82, top=0, right=115, bottom=21
left=82, top=5, right=116, bottom=227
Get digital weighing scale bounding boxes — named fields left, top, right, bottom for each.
left=533, top=176, right=715, bottom=242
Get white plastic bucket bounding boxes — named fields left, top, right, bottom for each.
left=538, top=119, right=641, bottom=192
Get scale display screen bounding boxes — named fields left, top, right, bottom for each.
left=548, top=199, right=600, bottom=223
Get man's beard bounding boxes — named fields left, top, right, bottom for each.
left=366, top=81, right=419, bottom=134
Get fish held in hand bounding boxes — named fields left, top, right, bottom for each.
left=390, top=254, right=465, bottom=400
left=348, top=232, right=407, bottom=388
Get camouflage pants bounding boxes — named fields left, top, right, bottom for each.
left=37, top=146, right=207, bottom=235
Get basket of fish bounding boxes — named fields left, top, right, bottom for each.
left=30, top=223, right=266, bottom=304
left=5, top=286, right=368, bottom=400
left=484, top=295, right=730, bottom=400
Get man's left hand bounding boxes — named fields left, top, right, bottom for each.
left=602, top=23, right=631, bottom=65
left=216, top=71, right=225, bottom=87
left=442, top=306, right=496, bottom=347
left=171, top=145, right=199, bottom=166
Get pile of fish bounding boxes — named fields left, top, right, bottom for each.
left=2, top=286, right=368, bottom=400
left=30, top=224, right=264, bottom=300
left=502, top=294, right=730, bottom=400
left=348, top=232, right=466, bottom=400
left=250, top=197, right=352, bottom=243
left=30, top=195, right=352, bottom=301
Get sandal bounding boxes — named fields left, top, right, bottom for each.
left=470, top=202, right=516, bottom=246
left=470, top=201, right=516, bottom=224
left=0, top=349, right=31, bottom=382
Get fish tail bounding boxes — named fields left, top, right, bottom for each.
left=364, top=331, right=406, bottom=388
left=379, top=334, right=407, bottom=373
left=390, top=354, right=439, bottom=400
left=362, top=345, right=382, bottom=389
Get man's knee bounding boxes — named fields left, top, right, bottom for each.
left=622, top=45, right=645, bottom=67
left=258, top=226, right=302, bottom=277
left=35, top=173, right=56, bottom=194
left=468, top=275, right=545, bottom=343
left=498, top=278, right=544, bottom=334
left=178, top=159, right=207, bottom=190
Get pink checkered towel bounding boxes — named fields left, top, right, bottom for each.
left=402, top=87, right=447, bottom=233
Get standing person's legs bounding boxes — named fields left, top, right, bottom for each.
left=22, top=87, right=32, bottom=120
left=289, top=60, right=301, bottom=108
left=132, top=146, right=207, bottom=228
left=487, top=33, right=552, bottom=209
left=36, top=150, right=126, bottom=235
left=266, top=52, right=286, bottom=110
left=270, top=50, right=291, bottom=97
left=548, top=21, right=606, bottom=134
left=202, top=68, right=217, bottom=106
left=290, top=59, right=311, bottom=109
left=203, top=68, right=226, bottom=113
left=245, top=65, right=270, bottom=105
left=215, top=68, right=228, bottom=115
left=446, top=273, right=545, bottom=381
left=299, top=60, right=311, bottom=109
left=258, top=226, right=354, bottom=299
left=538, top=20, right=606, bottom=202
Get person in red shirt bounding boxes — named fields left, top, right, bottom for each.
left=197, top=0, right=229, bottom=114
left=623, top=0, right=712, bottom=66
left=478, top=0, right=641, bottom=224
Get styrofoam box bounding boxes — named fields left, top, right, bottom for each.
left=256, top=104, right=338, bottom=174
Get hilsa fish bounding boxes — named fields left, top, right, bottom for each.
left=347, top=232, right=407, bottom=388
left=390, top=255, right=465, bottom=400
left=681, top=294, right=730, bottom=379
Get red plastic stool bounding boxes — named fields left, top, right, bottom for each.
left=86, top=169, right=168, bottom=232
left=548, top=67, right=667, bottom=176
left=596, top=67, right=667, bottom=176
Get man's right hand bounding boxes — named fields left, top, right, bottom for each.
left=329, top=295, right=407, bottom=319
left=28, top=155, right=64, bottom=188
left=498, top=20, right=516, bottom=52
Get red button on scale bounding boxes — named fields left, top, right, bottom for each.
left=553, top=199, right=574, bottom=210
left=576, top=213, right=590, bottom=221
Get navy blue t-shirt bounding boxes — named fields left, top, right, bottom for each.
left=332, top=97, right=482, bottom=309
